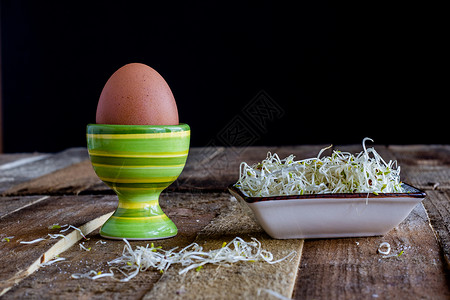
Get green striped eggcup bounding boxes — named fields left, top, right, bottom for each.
left=86, top=123, right=190, bottom=240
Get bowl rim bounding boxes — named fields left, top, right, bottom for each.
left=228, top=182, right=426, bottom=204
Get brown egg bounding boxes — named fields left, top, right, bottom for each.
left=96, top=63, right=179, bottom=125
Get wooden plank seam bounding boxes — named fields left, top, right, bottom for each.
left=0, top=211, right=114, bottom=296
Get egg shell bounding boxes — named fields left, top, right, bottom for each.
left=96, top=63, right=179, bottom=125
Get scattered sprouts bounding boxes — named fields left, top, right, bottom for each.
left=60, top=225, right=88, bottom=240
left=40, top=257, right=66, bottom=267
left=48, top=224, right=62, bottom=230
left=377, top=242, right=391, bottom=255
left=72, top=237, right=296, bottom=282
left=236, top=138, right=403, bottom=197
left=18, top=224, right=87, bottom=244
left=72, top=270, right=114, bottom=280
left=378, top=242, right=407, bottom=258
left=20, top=237, right=48, bottom=244
left=1, top=236, right=14, bottom=242
left=79, top=242, right=91, bottom=251
left=48, top=233, right=68, bottom=240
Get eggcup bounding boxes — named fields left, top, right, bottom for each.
left=86, top=124, right=190, bottom=240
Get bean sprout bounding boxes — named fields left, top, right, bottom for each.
left=377, top=242, right=391, bottom=255
left=41, top=257, right=66, bottom=267
left=20, top=238, right=48, bottom=244
left=79, top=242, right=91, bottom=251
left=236, top=138, right=403, bottom=197
left=60, top=225, right=88, bottom=240
left=71, top=270, right=114, bottom=280
left=1, top=236, right=14, bottom=242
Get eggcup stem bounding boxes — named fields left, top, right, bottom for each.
left=87, top=123, right=190, bottom=240
left=100, top=186, right=177, bottom=240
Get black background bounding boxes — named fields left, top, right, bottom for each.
left=1, top=1, right=446, bottom=153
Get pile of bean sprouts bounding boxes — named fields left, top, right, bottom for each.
left=236, top=138, right=403, bottom=197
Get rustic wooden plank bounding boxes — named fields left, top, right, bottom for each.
left=388, top=145, right=450, bottom=166
left=0, top=154, right=50, bottom=190
left=398, top=164, right=450, bottom=191
left=0, top=195, right=117, bottom=296
left=1, top=145, right=449, bottom=299
left=1, top=212, right=113, bottom=297
left=3, top=192, right=304, bottom=299
left=3, top=160, right=107, bottom=196
left=293, top=203, right=450, bottom=299
left=0, top=148, right=88, bottom=194
left=387, top=145, right=450, bottom=275
left=422, top=190, right=450, bottom=272
left=388, top=145, right=450, bottom=190
left=0, top=195, right=50, bottom=219
left=143, top=195, right=304, bottom=300
left=0, top=152, right=46, bottom=167
left=2, top=192, right=230, bottom=299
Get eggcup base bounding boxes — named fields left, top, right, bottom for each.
left=99, top=211, right=178, bottom=240
left=99, top=234, right=177, bottom=241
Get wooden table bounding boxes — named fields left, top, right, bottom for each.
left=1, top=145, right=449, bottom=299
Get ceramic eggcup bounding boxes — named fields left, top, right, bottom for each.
left=87, top=123, right=190, bottom=240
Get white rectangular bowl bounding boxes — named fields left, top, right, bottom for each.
left=228, top=183, right=426, bottom=239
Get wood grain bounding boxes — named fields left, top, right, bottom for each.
left=389, top=145, right=450, bottom=190
left=0, top=144, right=449, bottom=299
left=2, top=192, right=230, bottom=299
left=0, top=153, right=45, bottom=167
left=3, top=160, right=105, bottom=196
left=422, top=190, right=450, bottom=271
left=3, top=193, right=304, bottom=299
left=388, top=145, right=450, bottom=275
left=294, top=203, right=450, bottom=299
left=0, top=195, right=49, bottom=219
left=0, top=195, right=117, bottom=296
left=143, top=195, right=304, bottom=300
left=0, top=148, right=88, bottom=194
left=388, top=145, right=450, bottom=166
